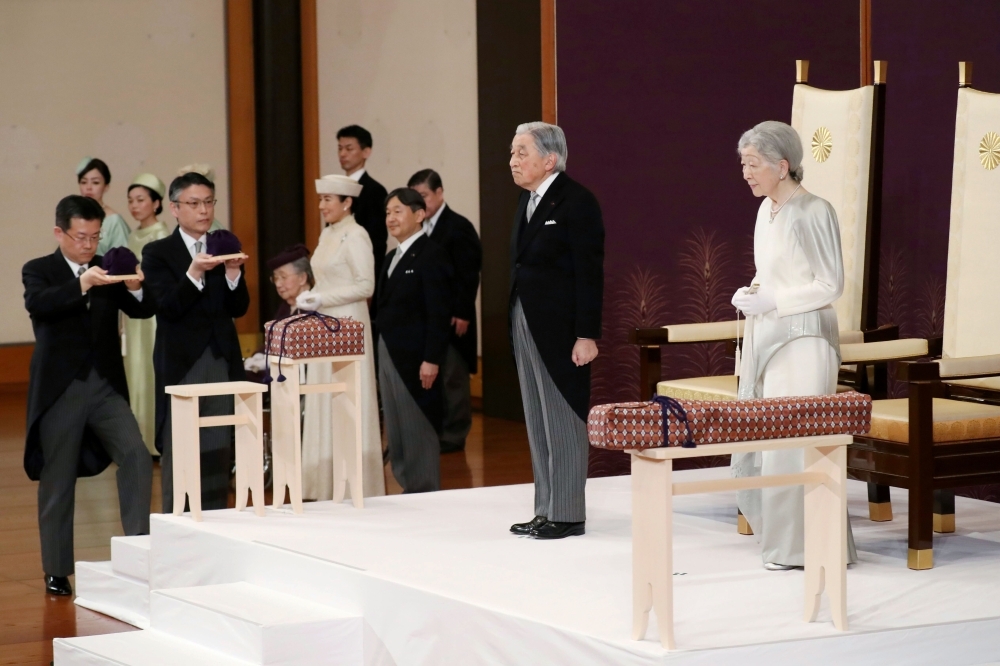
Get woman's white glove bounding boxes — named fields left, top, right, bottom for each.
left=243, top=352, right=266, bottom=373
left=731, top=285, right=777, bottom=316
left=295, top=291, right=322, bottom=311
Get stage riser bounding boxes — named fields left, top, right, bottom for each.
left=74, top=561, right=149, bottom=629
left=111, top=535, right=150, bottom=582
left=54, top=631, right=256, bottom=666
left=149, top=582, right=363, bottom=665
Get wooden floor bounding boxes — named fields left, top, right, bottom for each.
left=0, top=385, right=532, bottom=665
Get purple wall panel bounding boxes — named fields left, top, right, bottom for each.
left=557, top=1, right=859, bottom=406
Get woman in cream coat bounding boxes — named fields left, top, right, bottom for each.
left=296, top=174, right=385, bottom=498
left=731, top=121, right=856, bottom=570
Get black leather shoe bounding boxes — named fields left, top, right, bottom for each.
left=440, top=440, right=466, bottom=454
left=44, top=575, right=72, bottom=596
left=510, top=515, right=547, bottom=535
left=529, top=521, right=585, bottom=539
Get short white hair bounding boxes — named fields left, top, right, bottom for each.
left=515, top=122, right=567, bottom=172
left=737, top=120, right=804, bottom=182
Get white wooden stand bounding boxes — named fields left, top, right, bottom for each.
left=268, top=355, right=364, bottom=513
left=164, top=381, right=269, bottom=522
left=629, top=434, right=851, bottom=649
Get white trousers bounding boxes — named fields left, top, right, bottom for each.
left=753, top=337, right=858, bottom=566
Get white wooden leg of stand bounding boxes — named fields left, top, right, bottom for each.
left=170, top=395, right=202, bottom=522
left=803, top=444, right=848, bottom=631
left=270, top=366, right=304, bottom=514
left=631, top=452, right=675, bottom=649
left=332, top=359, right=363, bottom=508
left=235, top=391, right=266, bottom=517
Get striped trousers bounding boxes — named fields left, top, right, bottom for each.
left=38, top=368, right=152, bottom=576
left=511, top=299, right=588, bottom=523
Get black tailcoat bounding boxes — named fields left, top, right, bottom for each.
left=353, top=171, right=390, bottom=279
left=508, top=172, right=605, bottom=420
left=22, top=249, right=156, bottom=480
left=376, top=234, right=452, bottom=429
left=141, top=228, right=250, bottom=449
left=426, top=204, right=482, bottom=374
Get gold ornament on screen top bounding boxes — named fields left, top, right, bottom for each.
left=811, top=126, right=833, bottom=163
left=979, top=131, right=1000, bottom=170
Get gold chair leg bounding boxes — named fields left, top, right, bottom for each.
left=907, top=548, right=934, bottom=570
left=737, top=511, right=753, bottom=535
left=933, top=513, right=956, bottom=533
left=868, top=501, right=893, bottom=522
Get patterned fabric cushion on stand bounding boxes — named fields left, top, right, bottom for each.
left=264, top=314, right=365, bottom=359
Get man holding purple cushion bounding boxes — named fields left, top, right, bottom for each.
left=141, top=172, right=250, bottom=513
left=22, top=195, right=154, bottom=596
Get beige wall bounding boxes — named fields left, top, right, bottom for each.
left=315, top=0, right=480, bottom=238
left=0, top=0, right=229, bottom=344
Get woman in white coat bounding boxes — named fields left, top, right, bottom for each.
left=296, top=174, right=385, bottom=499
left=731, top=121, right=857, bottom=570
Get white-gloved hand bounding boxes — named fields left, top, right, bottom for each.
left=295, top=291, right=322, bottom=311
left=243, top=352, right=266, bottom=373
left=731, top=287, right=749, bottom=309
left=732, top=285, right=777, bottom=316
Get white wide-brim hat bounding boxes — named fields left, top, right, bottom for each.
left=315, top=174, right=362, bottom=197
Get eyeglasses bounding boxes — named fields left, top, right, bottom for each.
left=66, top=233, right=101, bottom=246
left=175, top=199, right=217, bottom=211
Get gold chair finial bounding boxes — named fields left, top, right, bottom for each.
left=874, top=60, right=887, bottom=85
left=796, top=60, right=810, bottom=84
left=959, top=61, right=973, bottom=87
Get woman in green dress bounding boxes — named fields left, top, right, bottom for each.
left=77, top=157, right=131, bottom=255
left=124, top=173, right=170, bottom=455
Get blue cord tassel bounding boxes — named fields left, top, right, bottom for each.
left=652, top=395, right=696, bottom=448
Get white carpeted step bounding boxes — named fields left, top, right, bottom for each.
left=150, top=581, right=363, bottom=665
left=111, top=535, right=150, bottom=582
left=54, top=630, right=255, bottom=665
left=74, top=561, right=149, bottom=629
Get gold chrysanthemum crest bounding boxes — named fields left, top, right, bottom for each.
left=979, top=131, right=1000, bottom=170
left=811, top=127, right=833, bottom=163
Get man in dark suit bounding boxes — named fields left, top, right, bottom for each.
left=337, top=125, right=389, bottom=282
left=408, top=169, right=482, bottom=454
left=507, top=122, right=604, bottom=540
left=377, top=188, right=452, bottom=493
left=23, top=195, right=154, bottom=596
left=142, top=172, right=250, bottom=513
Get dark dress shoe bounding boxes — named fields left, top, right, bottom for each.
left=45, top=575, right=72, bottom=596
left=510, top=515, right=547, bottom=535
left=440, top=440, right=466, bottom=454
left=529, top=521, right=585, bottom=539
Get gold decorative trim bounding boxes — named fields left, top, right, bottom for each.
left=979, top=131, right=1000, bottom=170
left=907, top=548, right=933, bottom=570
left=868, top=501, right=893, bottom=522
left=933, top=512, right=956, bottom=533
left=811, top=126, right=833, bottom=163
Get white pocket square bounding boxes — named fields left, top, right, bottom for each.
left=544, top=220, right=557, bottom=225
left=405, top=269, right=414, bottom=274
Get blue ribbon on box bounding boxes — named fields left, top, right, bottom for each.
left=263, top=311, right=342, bottom=383
left=652, top=395, right=696, bottom=448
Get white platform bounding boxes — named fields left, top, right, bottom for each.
left=66, top=469, right=1000, bottom=665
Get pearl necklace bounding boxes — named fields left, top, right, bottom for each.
left=769, top=183, right=802, bottom=223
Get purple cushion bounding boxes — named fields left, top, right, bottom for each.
left=101, top=246, right=140, bottom=275
left=206, top=229, right=242, bottom=256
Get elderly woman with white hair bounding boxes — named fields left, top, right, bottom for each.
left=295, top=174, right=385, bottom=499
left=731, top=120, right=857, bottom=570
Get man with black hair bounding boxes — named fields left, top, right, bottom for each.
left=407, top=169, right=482, bottom=454
left=141, top=172, right=250, bottom=513
left=377, top=188, right=452, bottom=492
left=23, top=195, right=154, bottom=596
left=337, top=125, right=389, bottom=290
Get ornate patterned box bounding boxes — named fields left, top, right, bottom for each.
left=588, top=392, right=872, bottom=450
left=264, top=313, right=365, bottom=359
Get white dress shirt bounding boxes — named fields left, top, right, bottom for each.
left=180, top=228, right=241, bottom=291
left=347, top=168, right=366, bottom=182
left=533, top=172, right=559, bottom=200
left=423, top=203, right=446, bottom=237
left=387, top=229, right=425, bottom=277
left=66, top=256, right=143, bottom=300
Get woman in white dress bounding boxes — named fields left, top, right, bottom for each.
left=295, top=174, right=385, bottom=499
left=730, top=121, right=857, bottom=570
